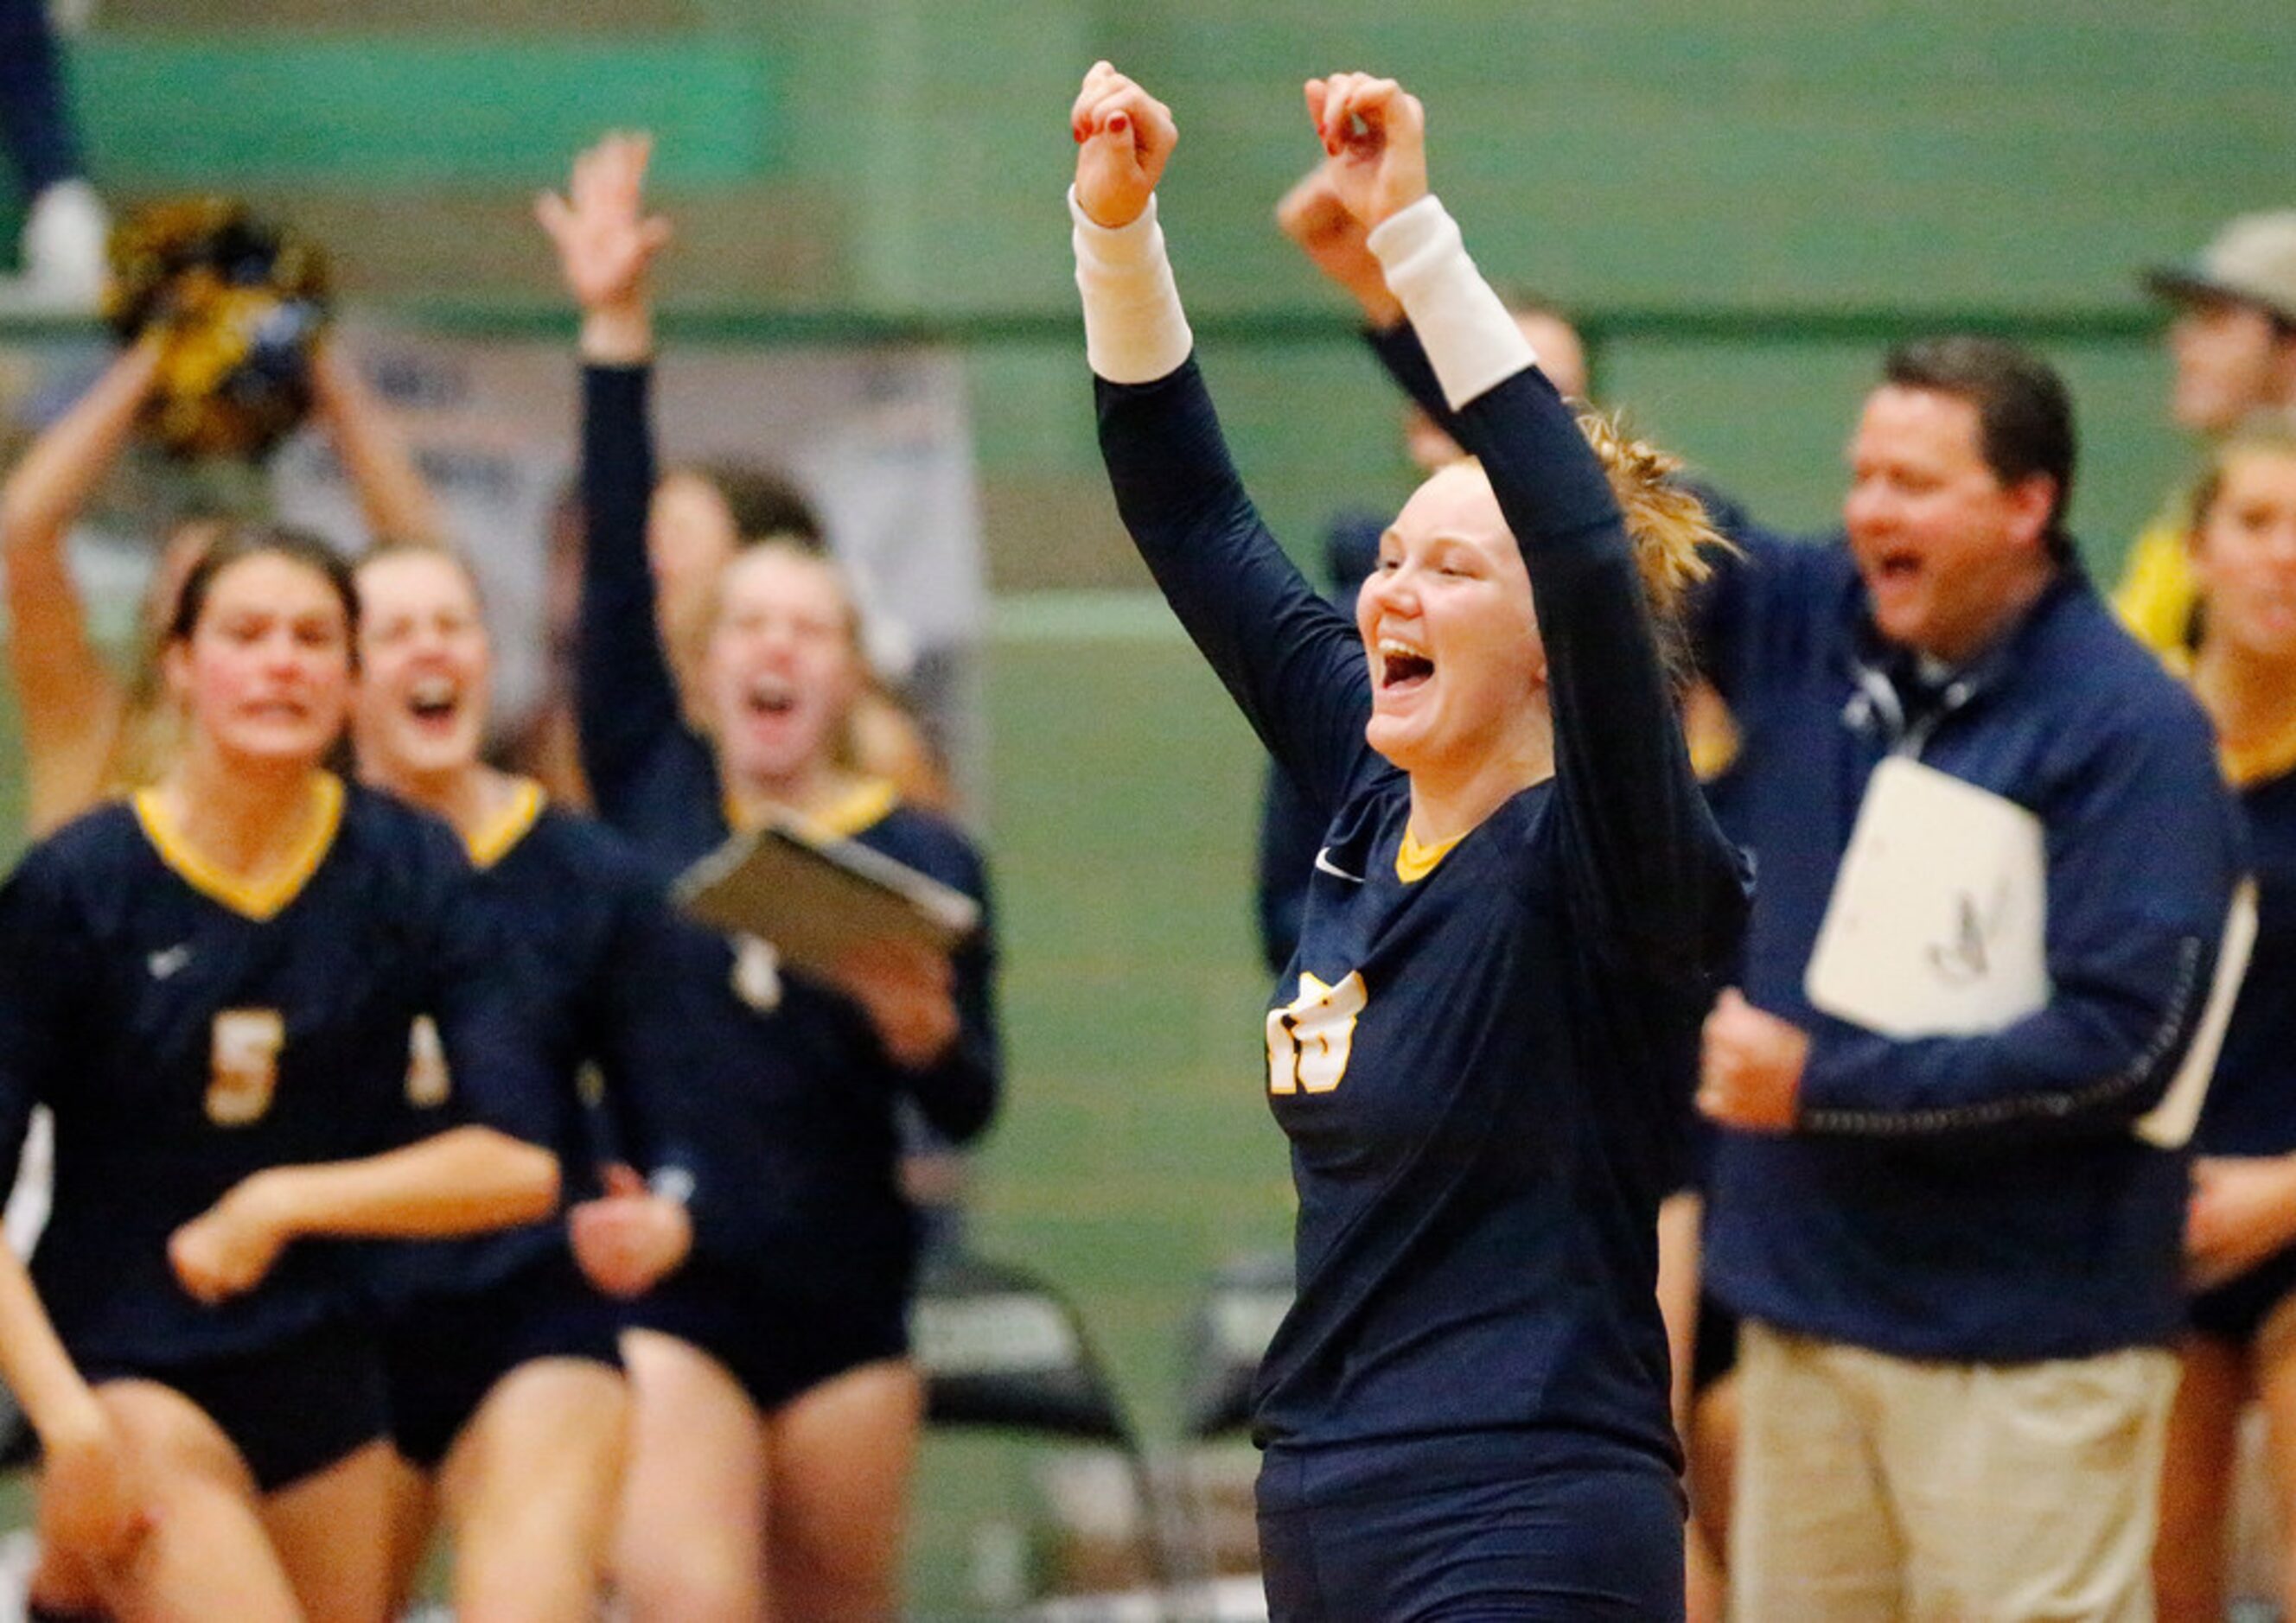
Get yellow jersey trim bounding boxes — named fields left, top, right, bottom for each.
left=727, top=777, right=899, bottom=842
left=467, top=779, right=546, bottom=869
left=1395, top=825, right=1466, bottom=884
left=807, top=777, right=898, bottom=840
left=134, top=772, right=345, bottom=921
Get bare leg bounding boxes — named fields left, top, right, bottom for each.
left=67, top=1379, right=303, bottom=1623
left=258, top=1439, right=395, bottom=1623
left=763, top=1359, right=922, bottom=1623
left=2156, top=1336, right=2246, bottom=1623
left=379, top=1448, right=436, bottom=1618
left=2251, top=1302, right=2296, bottom=1623
left=1688, top=1369, right=1741, bottom=1612
left=439, top=1357, right=628, bottom=1623
left=611, top=1330, right=768, bottom=1623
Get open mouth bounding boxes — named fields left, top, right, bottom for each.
left=406, top=675, right=462, bottom=727
left=1378, top=637, right=1434, bottom=692
left=1872, top=551, right=1922, bottom=587
left=745, top=676, right=799, bottom=718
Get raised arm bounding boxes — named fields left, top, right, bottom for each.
left=536, top=132, right=685, bottom=824
left=306, top=341, right=448, bottom=547
left=1072, top=64, right=1377, bottom=815
left=1322, top=73, right=1744, bottom=978
left=0, top=339, right=160, bottom=836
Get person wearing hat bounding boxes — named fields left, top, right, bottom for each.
left=2115, top=210, right=2296, bottom=653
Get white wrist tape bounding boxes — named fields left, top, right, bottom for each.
left=1070, top=186, right=1195, bottom=384
left=1367, top=194, right=1536, bottom=411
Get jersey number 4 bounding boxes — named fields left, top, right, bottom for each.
left=1266, top=971, right=1367, bottom=1096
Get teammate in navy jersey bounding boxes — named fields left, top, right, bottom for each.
left=539, top=133, right=1003, bottom=1621
left=349, top=538, right=702, bottom=1623
left=2155, top=429, right=2296, bottom=1623
left=1070, top=66, right=1745, bottom=1619
left=0, top=527, right=559, bottom=1623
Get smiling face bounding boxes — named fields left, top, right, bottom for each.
left=164, top=551, right=354, bottom=768
left=1354, top=461, right=1547, bottom=780
left=352, top=548, right=492, bottom=784
left=2192, top=443, right=2296, bottom=663
left=703, top=544, right=864, bottom=791
left=1842, top=385, right=2057, bottom=664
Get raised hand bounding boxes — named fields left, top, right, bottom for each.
left=1070, top=61, right=1178, bottom=231
left=1274, top=161, right=1403, bottom=327
left=536, top=132, right=673, bottom=360
left=1303, top=73, right=1428, bottom=232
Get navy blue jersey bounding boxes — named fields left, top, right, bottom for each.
left=367, top=785, right=701, bottom=1309
left=615, top=786, right=998, bottom=1299
left=2195, top=750, right=2296, bottom=1159
left=577, top=361, right=1002, bottom=1302
left=1098, top=354, right=1747, bottom=1462
left=0, top=778, right=556, bottom=1367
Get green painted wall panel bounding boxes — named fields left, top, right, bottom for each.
left=74, top=40, right=777, bottom=188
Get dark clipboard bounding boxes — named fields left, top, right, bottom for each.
left=672, top=812, right=980, bottom=977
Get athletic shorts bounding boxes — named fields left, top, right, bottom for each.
left=1255, top=1434, right=1685, bottom=1622
left=623, top=1254, right=908, bottom=1416
left=379, top=1251, right=624, bottom=1470
left=81, top=1318, right=388, bottom=1493
left=2191, top=1243, right=2296, bottom=1348
left=1691, top=1292, right=1741, bottom=1395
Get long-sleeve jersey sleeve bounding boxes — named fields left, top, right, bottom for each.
left=899, top=838, right=1001, bottom=1145
left=1457, top=368, right=1747, bottom=980
left=1797, top=708, right=2239, bottom=1136
left=1364, top=195, right=1746, bottom=982
left=577, top=363, right=686, bottom=829
left=1095, top=366, right=1381, bottom=819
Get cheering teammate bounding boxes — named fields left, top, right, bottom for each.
left=0, top=527, right=558, bottom=1622
left=540, top=133, right=1002, bottom=1620
left=2156, top=428, right=2296, bottom=1623
left=0, top=336, right=446, bottom=837
left=1070, top=64, right=1744, bottom=1617
left=349, top=538, right=701, bottom=1623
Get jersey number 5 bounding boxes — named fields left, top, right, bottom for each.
left=207, top=1009, right=285, bottom=1126
left=1266, top=971, right=1367, bottom=1096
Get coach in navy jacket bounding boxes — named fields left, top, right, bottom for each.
left=1685, top=337, right=2243, bottom=1620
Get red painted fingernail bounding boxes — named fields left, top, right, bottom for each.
left=1109, top=112, right=1128, bottom=133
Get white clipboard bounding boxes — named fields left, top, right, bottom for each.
left=1806, top=757, right=2050, bottom=1038
left=1805, top=755, right=2253, bottom=1148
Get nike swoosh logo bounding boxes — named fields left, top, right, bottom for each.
left=147, top=945, right=193, bottom=980
left=1314, top=848, right=1362, bottom=883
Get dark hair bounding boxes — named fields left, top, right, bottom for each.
left=167, top=524, right=361, bottom=658
left=678, top=460, right=826, bottom=551
left=1883, top=336, right=2078, bottom=561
